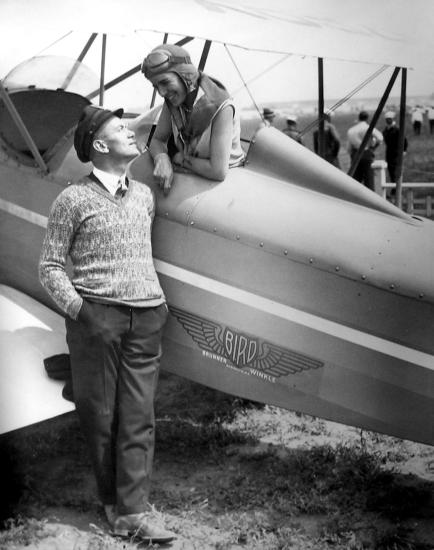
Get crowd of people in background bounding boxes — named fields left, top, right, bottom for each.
left=411, top=106, right=424, bottom=136
left=259, top=101, right=434, bottom=191
left=346, top=110, right=383, bottom=190
left=411, top=105, right=434, bottom=136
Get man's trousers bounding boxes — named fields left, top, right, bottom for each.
left=65, top=301, right=168, bottom=515
left=352, top=150, right=375, bottom=191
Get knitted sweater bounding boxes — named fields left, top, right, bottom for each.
left=39, top=176, right=164, bottom=319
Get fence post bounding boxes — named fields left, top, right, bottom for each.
left=427, top=195, right=432, bottom=218
left=407, top=189, right=414, bottom=214
left=372, top=160, right=387, bottom=196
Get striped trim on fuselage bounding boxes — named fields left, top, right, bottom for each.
left=155, top=260, right=434, bottom=371
left=1, top=197, right=433, bottom=370
left=0, top=198, right=48, bottom=228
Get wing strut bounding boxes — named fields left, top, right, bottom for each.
left=395, top=69, right=407, bottom=209
left=348, top=67, right=400, bottom=178
left=99, top=34, right=107, bottom=106
left=85, top=36, right=194, bottom=105
left=198, top=40, right=212, bottom=72
left=0, top=81, right=48, bottom=173
left=61, top=33, right=98, bottom=91
left=86, top=65, right=142, bottom=100
left=317, top=57, right=325, bottom=159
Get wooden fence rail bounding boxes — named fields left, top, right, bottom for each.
left=372, top=161, right=434, bottom=218
left=381, top=182, right=434, bottom=217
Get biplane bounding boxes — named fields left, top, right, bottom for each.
left=0, top=0, right=433, bottom=445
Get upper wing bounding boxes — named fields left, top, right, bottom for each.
left=0, top=0, right=427, bottom=68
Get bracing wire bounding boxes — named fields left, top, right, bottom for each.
left=35, top=31, right=74, bottom=56
left=224, top=44, right=264, bottom=117
left=223, top=45, right=390, bottom=130
left=230, top=51, right=293, bottom=98
left=300, top=64, right=389, bottom=137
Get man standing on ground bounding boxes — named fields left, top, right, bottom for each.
left=427, top=105, right=434, bottom=135
left=39, top=105, right=176, bottom=545
left=283, top=115, right=304, bottom=145
left=260, top=107, right=276, bottom=128
left=383, top=111, right=408, bottom=184
left=347, top=110, right=383, bottom=191
left=411, top=106, right=423, bottom=136
left=313, top=113, right=340, bottom=168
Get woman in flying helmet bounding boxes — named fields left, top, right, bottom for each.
left=140, top=43, right=244, bottom=195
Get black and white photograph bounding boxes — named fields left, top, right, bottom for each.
left=1, top=1, right=434, bottom=548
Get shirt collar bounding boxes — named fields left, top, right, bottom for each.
left=93, top=167, right=127, bottom=196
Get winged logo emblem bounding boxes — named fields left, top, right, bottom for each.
left=169, top=306, right=323, bottom=378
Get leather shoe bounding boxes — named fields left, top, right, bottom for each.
left=112, top=512, right=176, bottom=543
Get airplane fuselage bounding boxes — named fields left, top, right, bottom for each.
left=0, top=88, right=433, bottom=443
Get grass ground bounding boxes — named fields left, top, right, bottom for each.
left=1, top=372, right=434, bottom=550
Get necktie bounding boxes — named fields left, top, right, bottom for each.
left=115, top=179, right=125, bottom=198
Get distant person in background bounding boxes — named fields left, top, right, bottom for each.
left=347, top=110, right=383, bottom=191
left=427, top=105, right=434, bottom=135
left=411, top=106, right=423, bottom=136
left=261, top=107, right=276, bottom=127
left=283, top=115, right=303, bottom=145
left=383, top=111, right=407, bottom=184
left=313, top=113, right=340, bottom=168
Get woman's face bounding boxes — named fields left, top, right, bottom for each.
left=150, top=72, right=187, bottom=107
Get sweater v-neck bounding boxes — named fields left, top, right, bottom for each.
left=86, top=175, right=131, bottom=205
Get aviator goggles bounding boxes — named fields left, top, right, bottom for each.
left=141, top=50, right=191, bottom=74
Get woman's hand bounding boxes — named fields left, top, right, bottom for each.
left=172, top=151, right=184, bottom=166
left=153, top=153, right=174, bottom=196
left=172, top=152, right=193, bottom=174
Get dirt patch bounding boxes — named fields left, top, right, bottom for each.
left=1, top=372, right=434, bottom=549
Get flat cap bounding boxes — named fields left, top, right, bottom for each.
left=74, top=105, right=124, bottom=163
